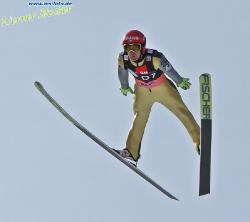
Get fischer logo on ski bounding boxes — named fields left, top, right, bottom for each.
left=200, top=75, right=212, bottom=119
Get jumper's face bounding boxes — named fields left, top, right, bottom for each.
left=124, top=43, right=141, bottom=61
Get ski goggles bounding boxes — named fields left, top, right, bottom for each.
left=123, top=43, right=141, bottom=53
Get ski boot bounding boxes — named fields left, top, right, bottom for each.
left=113, top=148, right=138, bottom=166
left=195, top=143, right=201, bottom=155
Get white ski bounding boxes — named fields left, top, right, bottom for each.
left=34, top=81, right=179, bottom=201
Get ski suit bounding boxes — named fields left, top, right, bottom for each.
left=118, top=49, right=200, bottom=160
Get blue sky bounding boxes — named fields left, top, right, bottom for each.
left=0, top=0, right=250, bottom=221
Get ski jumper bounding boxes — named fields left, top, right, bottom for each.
left=118, top=49, right=200, bottom=160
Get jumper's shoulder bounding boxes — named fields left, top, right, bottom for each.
left=147, top=49, right=164, bottom=70
left=151, top=50, right=171, bottom=71
left=146, top=48, right=163, bottom=57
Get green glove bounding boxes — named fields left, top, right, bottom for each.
left=177, top=78, right=191, bottom=90
left=120, top=87, right=134, bottom=96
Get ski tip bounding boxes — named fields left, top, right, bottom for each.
left=200, top=73, right=211, bottom=78
left=34, top=81, right=43, bottom=90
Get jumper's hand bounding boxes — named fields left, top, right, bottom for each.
left=177, top=78, right=191, bottom=90
left=120, top=87, right=134, bottom=96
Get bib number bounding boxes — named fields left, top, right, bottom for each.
left=140, top=73, right=156, bottom=81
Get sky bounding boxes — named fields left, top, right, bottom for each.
left=1, top=0, right=250, bottom=221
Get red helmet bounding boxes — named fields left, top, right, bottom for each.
left=122, top=30, right=146, bottom=55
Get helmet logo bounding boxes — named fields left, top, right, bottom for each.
left=126, top=36, right=140, bottom=42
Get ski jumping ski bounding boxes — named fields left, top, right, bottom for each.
left=34, top=81, right=179, bottom=201
left=199, top=74, right=212, bottom=196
